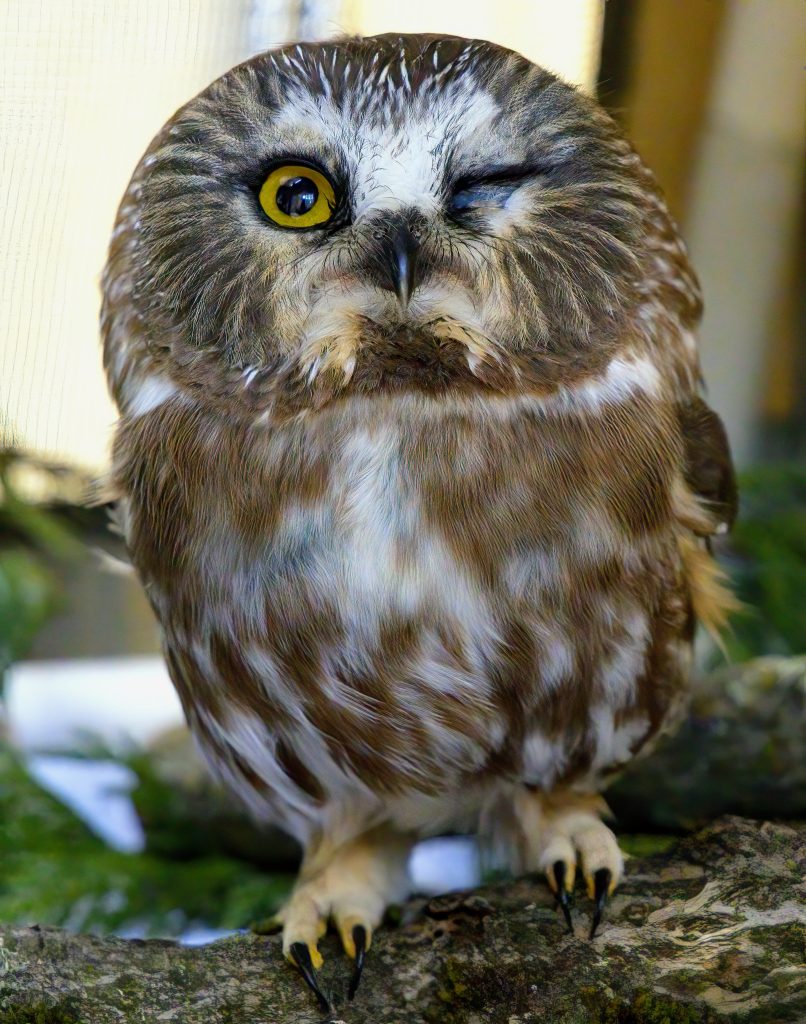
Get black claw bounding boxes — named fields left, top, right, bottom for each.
left=589, top=868, right=612, bottom=940
left=289, top=942, right=331, bottom=1014
left=347, top=924, right=368, bottom=1001
left=551, top=861, right=574, bottom=934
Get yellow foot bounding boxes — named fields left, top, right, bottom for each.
left=516, top=791, right=624, bottom=939
left=275, top=826, right=410, bottom=1009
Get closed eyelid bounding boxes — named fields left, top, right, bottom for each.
left=451, top=164, right=550, bottom=192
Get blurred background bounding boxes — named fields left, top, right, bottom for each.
left=1, top=0, right=804, bottom=941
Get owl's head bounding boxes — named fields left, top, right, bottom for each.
left=104, top=34, right=656, bottom=414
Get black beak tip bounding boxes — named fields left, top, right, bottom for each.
left=383, top=222, right=420, bottom=308
left=394, top=250, right=413, bottom=307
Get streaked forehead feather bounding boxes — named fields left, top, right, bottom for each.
left=270, top=35, right=513, bottom=110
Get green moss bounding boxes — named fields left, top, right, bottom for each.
left=581, top=988, right=709, bottom=1024
left=427, top=963, right=713, bottom=1024
left=630, top=991, right=709, bottom=1024
left=755, top=923, right=806, bottom=965
left=166, top=963, right=191, bottom=988
left=426, top=956, right=533, bottom=1023
left=619, top=835, right=678, bottom=858
left=0, top=1002, right=80, bottom=1024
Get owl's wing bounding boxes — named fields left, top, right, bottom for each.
left=678, top=395, right=738, bottom=535
left=84, top=477, right=136, bottom=574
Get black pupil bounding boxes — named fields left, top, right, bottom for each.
left=276, top=176, right=318, bottom=217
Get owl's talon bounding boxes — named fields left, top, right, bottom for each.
left=347, top=924, right=368, bottom=1000
left=550, top=860, right=574, bottom=933
left=288, top=942, right=331, bottom=1013
left=588, top=867, right=612, bottom=940
left=521, top=791, right=623, bottom=941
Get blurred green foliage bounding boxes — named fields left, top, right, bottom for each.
left=0, top=449, right=81, bottom=675
left=123, top=744, right=300, bottom=869
left=722, top=463, right=806, bottom=660
left=0, top=743, right=292, bottom=936
left=0, top=548, right=59, bottom=672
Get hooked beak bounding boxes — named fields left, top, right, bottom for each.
left=381, top=222, right=420, bottom=310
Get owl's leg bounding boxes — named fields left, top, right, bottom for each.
left=276, top=825, right=411, bottom=1008
left=514, top=789, right=623, bottom=939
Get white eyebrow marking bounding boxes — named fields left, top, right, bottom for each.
left=273, top=63, right=500, bottom=219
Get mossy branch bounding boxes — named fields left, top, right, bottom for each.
left=1, top=817, right=804, bottom=1024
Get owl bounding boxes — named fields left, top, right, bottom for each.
left=102, top=34, right=737, bottom=1010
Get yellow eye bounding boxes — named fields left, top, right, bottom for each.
left=258, top=164, right=336, bottom=229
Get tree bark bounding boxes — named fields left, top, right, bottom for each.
left=2, top=816, right=803, bottom=1024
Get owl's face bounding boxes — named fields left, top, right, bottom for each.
left=117, top=35, right=649, bottom=406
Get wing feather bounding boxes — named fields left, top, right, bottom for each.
left=678, top=395, right=738, bottom=535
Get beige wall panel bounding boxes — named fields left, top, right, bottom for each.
left=621, top=0, right=725, bottom=221
left=686, top=0, right=806, bottom=464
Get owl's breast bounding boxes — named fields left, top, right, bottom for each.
left=122, top=389, right=692, bottom=837
left=315, top=393, right=691, bottom=791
